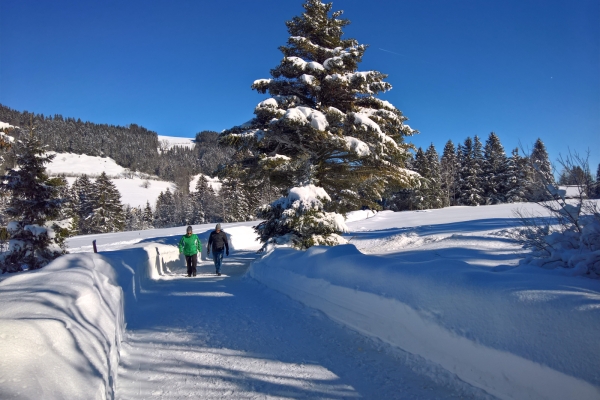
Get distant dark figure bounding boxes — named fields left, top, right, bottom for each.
left=178, top=225, right=201, bottom=277
left=207, top=223, right=229, bottom=276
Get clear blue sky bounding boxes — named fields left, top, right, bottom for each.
left=1, top=0, right=598, bottom=174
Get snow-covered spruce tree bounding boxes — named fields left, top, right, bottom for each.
left=411, top=148, right=429, bottom=210
left=424, top=144, right=443, bottom=209
left=0, top=129, right=66, bottom=272
left=0, top=123, right=15, bottom=173
left=71, top=174, right=95, bottom=234
left=256, top=185, right=348, bottom=249
left=142, top=201, right=154, bottom=229
left=529, top=138, right=554, bottom=201
left=220, top=165, right=259, bottom=223
left=594, top=163, right=600, bottom=199
left=154, top=188, right=175, bottom=228
left=458, top=137, right=484, bottom=206
left=89, top=172, right=124, bottom=233
left=192, top=175, right=213, bottom=224
left=440, top=140, right=459, bottom=207
left=220, top=0, right=417, bottom=248
left=482, top=132, right=509, bottom=204
left=505, top=148, right=528, bottom=203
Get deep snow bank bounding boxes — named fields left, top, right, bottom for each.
left=0, top=254, right=124, bottom=400
left=248, top=244, right=600, bottom=400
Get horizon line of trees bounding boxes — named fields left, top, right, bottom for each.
left=385, top=133, right=599, bottom=212
left=0, top=104, right=236, bottom=190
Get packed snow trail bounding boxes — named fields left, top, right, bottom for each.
left=110, top=249, right=491, bottom=399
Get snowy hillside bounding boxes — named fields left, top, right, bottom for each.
left=44, top=152, right=177, bottom=208
left=1, top=203, right=599, bottom=399
left=63, top=177, right=176, bottom=209
left=47, top=152, right=128, bottom=176
left=157, top=135, right=195, bottom=150
left=189, top=173, right=222, bottom=193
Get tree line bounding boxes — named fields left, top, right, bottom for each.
left=384, top=133, right=596, bottom=211
left=0, top=104, right=235, bottom=185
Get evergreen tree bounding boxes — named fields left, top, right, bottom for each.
left=411, top=148, right=428, bottom=210
left=505, top=148, right=528, bottom=203
left=192, top=175, right=213, bottom=224
left=529, top=138, right=554, bottom=200
left=482, top=132, right=508, bottom=204
left=458, top=137, right=484, bottom=206
left=71, top=175, right=95, bottom=234
left=143, top=201, right=154, bottom=229
left=255, top=185, right=348, bottom=250
left=0, top=129, right=65, bottom=272
left=154, top=188, right=175, bottom=228
left=440, top=140, right=459, bottom=207
left=220, top=0, right=417, bottom=247
left=594, top=163, right=600, bottom=199
left=558, top=165, right=593, bottom=186
left=424, top=143, right=443, bottom=209
left=89, top=172, right=125, bottom=233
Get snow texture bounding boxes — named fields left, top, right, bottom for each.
left=249, top=203, right=600, bottom=400
left=157, top=135, right=195, bottom=150
left=65, top=177, right=176, bottom=209
left=0, top=254, right=124, bottom=399
left=189, top=173, right=222, bottom=194
left=283, top=106, right=329, bottom=131
left=344, top=136, right=371, bottom=156
left=46, top=152, right=128, bottom=176
left=3, top=203, right=600, bottom=399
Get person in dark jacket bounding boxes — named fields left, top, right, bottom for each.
left=207, top=223, right=229, bottom=276
left=178, top=225, right=202, bottom=277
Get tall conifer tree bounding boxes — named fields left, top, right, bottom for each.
left=220, top=0, right=417, bottom=247
left=425, top=143, right=443, bottom=209
left=89, top=172, right=125, bottom=233
left=0, top=129, right=65, bottom=272
left=529, top=138, right=554, bottom=200
left=459, top=137, right=484, bottom=206
left=440, top=140, right=459, bottom=207
left=482, top=132, right=508, bottom=204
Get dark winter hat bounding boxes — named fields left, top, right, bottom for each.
left=186, top=225, right=193, bottom=232
left=216, top=223, right=221, bottom=230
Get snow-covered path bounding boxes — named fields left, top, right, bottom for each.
left=112, top=249, right=487, bottom=399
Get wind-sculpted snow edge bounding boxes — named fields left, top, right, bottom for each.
left=0, top=253, right=125, bottom=400
left=248, top=245, right=600, bottom=400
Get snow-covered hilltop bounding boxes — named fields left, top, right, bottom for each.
left=157, top=135, right=195, bottom=150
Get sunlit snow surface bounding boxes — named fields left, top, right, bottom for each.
left=2, top=203, right=600, bottom=399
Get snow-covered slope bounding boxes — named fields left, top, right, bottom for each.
left=43, top=152, right=177, bottom=208
left=249, top=203, right=600, bottom=399
left=64, top=177, right=176, bottom=209
left=189, top=173, right=222, bottom=193
left=47, top=152, right=128, bottom=176
left=0, top=254, right=124, bottom=399
left=2, top=204, right=599, bottom=399
left=157, top=135, right=195, bottom=150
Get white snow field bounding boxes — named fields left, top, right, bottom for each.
left=64, top=177, right=177, bottom=209
left=189, top=173, right=223, bottom=194
left=1, top=203, right=599, bottom=399
left=157, top=135, right=195, bottom=150
left=43, top=152, right=178, bottom=208
left=46, top=152, right=129, bottom=176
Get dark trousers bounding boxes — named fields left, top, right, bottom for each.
left=185, top=254, right=198, bottom=276
left=212, top=249, right=224, bottom=273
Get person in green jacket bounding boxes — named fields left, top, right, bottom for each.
left=178, top=225, right=202, bottom=277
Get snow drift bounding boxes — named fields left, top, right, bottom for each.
left=0, top=254, right=124, bottom=400
left=248, top=208, right=600, bottom=400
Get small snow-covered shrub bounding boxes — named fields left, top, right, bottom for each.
left=515, top=181, right=600, bottom=278
left=255, top=184, right=348, bottom=250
